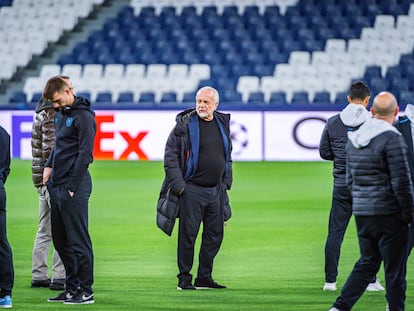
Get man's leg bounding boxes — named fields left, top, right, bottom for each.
left=325, top=186, right=352, bottom=284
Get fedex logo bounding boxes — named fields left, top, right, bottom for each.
left=10, top=112, right=171, bottom=160
left=95, top=114, right=149, bottom=160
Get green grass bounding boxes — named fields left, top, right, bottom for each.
left=5, top=160, right=414, bottom=310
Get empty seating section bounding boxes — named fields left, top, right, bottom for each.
left=0, top=0, right=96, bottom=82
left=3, top=0, right=414, bottom=108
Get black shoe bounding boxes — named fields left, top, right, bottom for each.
left=50, top=279, right=65, bottom=291
left=31, top=279, right=51, bottom=288
left=64, top=289, right=94, bottom=305
left=47, top=288, right=76, bottom=302
left=194, top=278, right=226, bottom=289
left=177, top=280, right=196, bottom=290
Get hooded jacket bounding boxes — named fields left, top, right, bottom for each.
left=157, top=109, right=233, bottom=235
left=31, top=97, right=55, bottom=188
left=319, top=103, right=371, bottom=186
left=394, top=104, right=414, bottom=184
left=45, top=96, right=96, bottom=192
left=346, top=117, right=414, bottom=222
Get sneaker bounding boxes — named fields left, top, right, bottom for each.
left=49, top=279, right=65, bottom=291
left=177, top=280, right=196, bottom=290
left=194, top=278, right=226, bottom=289
left=385, top=302, right=389, bottom=311
left=31, top=278, right=51, bottom=288
left=0, top=295, right=12, bottom=308
left=47, top=288, right=76, bottom=302
left=323, top=282, right=337, bottom=291
left=328, top=308, right=340, bottom=311
left=366, top=279, right=385, bottom=291
left=64, top=290, right=94, bottom=305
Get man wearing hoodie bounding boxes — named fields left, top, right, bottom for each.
left=30, top=76, right=72, bottom=291
left=319, top=81, right=383, bottom=292
left=394, top=103, right=414, bottom=257
left=328, top=92, right=414, bottom=311
left=42, top=76, right=96, bottom=304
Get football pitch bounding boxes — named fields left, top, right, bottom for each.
left=5, top=160, right=414, bottom=310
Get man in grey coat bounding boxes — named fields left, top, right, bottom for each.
left=329, top=92, right=414, bottom=311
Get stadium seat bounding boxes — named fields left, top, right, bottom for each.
left=247, top=91, right=265, bottom=104
left=290, top=91, right=309, bottom=105
left=138, top=92, right=156, bottom=104
left=268, top=92, right=287, bottom=105
left=312, top=91, right=331, bottom=105
left=9, top=91, right=27, bottom=104
left=236, top=76, right=260, bottom=103
left=61, top=64, right=83, bottom=79
left=95, top=92, right=112, bottom=103
left=160, top=92, right=177, bottom=103
left=82, top=64, right=104, bottom=79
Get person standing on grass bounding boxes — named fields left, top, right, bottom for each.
left=319, top=81, right=384, bottom=292
left=394, top=103, right=414, bottom=258
left=30, top=76, right=73, bottom=291
left=0, top=125, right=13, bottom=309
left=42, top=76, right=96, bottom=304
left=162, top=86, right=232, bottom=290
left=328, top=92, right=414, bottom=311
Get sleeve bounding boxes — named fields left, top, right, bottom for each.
left=319, top=123, right=333, bottom=160
left=386, top=135, right=414, bottom=223
left=164, top=127, right=187, bottom=195
left=0, top=127, right=11, bottom=184
left=67, top=111, right=96, bottom=192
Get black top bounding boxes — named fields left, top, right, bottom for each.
left=189, top=117, right=225, bottom=187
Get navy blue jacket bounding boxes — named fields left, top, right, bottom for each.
left=46, top=96, right=96, bottom=192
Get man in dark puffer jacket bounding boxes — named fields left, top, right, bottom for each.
left=329, top=92, right=414, bottom=311
left=319, top=81, right=382, bottom=292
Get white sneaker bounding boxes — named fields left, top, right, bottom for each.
left=328, top=308, right=340, bottom=311
left=385, top=302, right=389, bottom=311
left=366, top=279, right=385, bottom=291
left=323, top=282, right=337, bottom=291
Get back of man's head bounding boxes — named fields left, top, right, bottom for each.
left=371, top=92, right=398, bottom=124
left=348, top=81, right=370, bottom=103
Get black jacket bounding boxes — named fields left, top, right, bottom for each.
left=346, top=117, right=414, bottom=222
left=0, top=126, right=10, bottom=184
left=319, top=103, right=371, bottom=186
left=157, top=109, right=233, bottom=235
left=46, top=96, right=96, bottom=192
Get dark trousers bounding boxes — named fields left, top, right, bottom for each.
left=333, top=215, right=408, bottom=311
left=48, top=173, right=94, bottom=294
left=177, top=183, right=224, bottom=282
left=325, top=185, right=352, bottom=283
left=0, top=182, right=13, bottom=297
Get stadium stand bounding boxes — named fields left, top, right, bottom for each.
left=0, top=0, right=413, bottom=109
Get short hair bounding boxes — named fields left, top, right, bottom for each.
left=43, top=76, right=70, bottom=101
left=349, top=81, right=370, bottom=101
left=196, top=86, right=219, bottom=104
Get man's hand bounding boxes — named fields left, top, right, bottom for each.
left=43, top=167, right=52, bottom=185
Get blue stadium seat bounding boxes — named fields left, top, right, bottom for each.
left=290, top=91, right=309, bottom=105
left=334, top=92, right=348, bottom=105
left=77, top=92, right=91, bottom=101
left=117, top=92, right=134, bottom=104
left=312, top=91, right=331, bottom=105
left=139, top=92, right=156, bottom=103
left=160, top=92, right=177, bottom=103
left=182, top=92, right=195, bottom=102
left=30, top=92, right=42, bottom=105
left=95, top=92, right=112, bottom=103
left=247, top=92, right=265, bottom=104
left=269, top=92, right=287, bottom=106
left=9, top=91, right=27, bottom=104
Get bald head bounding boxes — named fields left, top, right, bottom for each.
left=371, top=92, right=398, bottom=124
